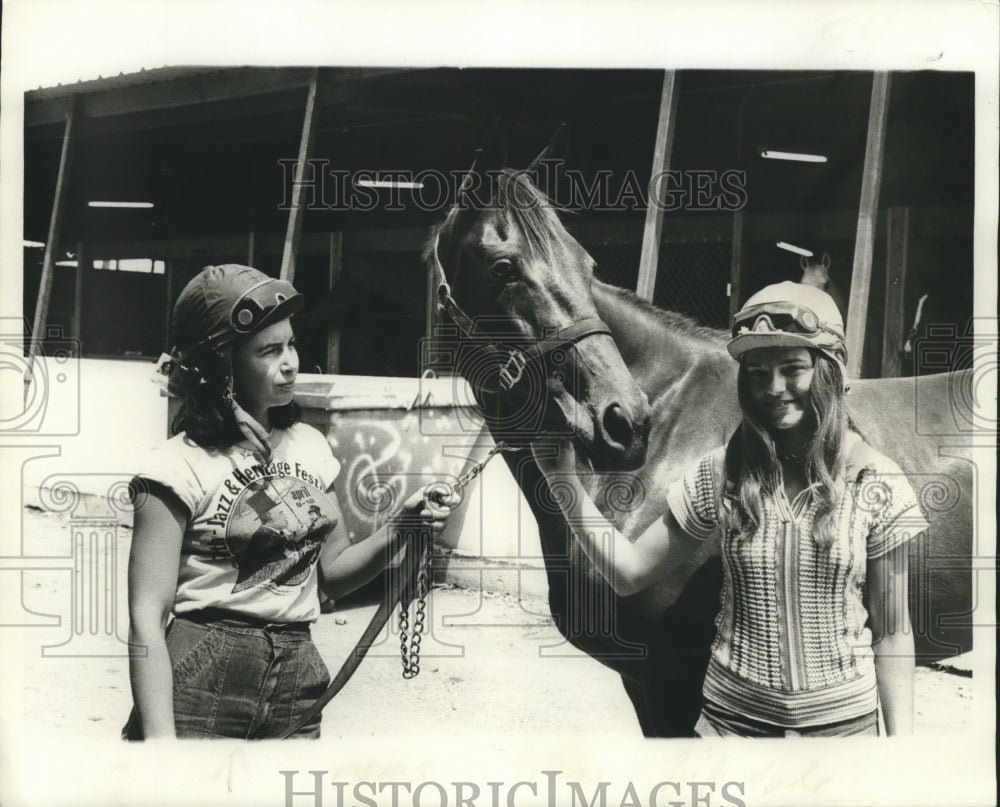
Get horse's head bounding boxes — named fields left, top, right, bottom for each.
left=427, top=132, right=651, bottom=470
left=800, top=252, right=832, bottom=289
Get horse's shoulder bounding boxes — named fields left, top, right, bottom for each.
left=845, top=431, right=904, bottom=479
left=640, top=443, right=726, bottom=503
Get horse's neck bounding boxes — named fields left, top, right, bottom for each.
left=589, top=280, right=738, bottom=538
left=590, top=280, right=730, bottom=396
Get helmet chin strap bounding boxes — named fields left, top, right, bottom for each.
left=167, top=339, right=277, bottom=465
left=213, top=340, right=275, bottom=466
left=228, top=392, right=274, bottom=466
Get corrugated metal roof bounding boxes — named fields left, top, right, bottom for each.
left=27, top=66, right=225, bottom=98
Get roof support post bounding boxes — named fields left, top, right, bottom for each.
left=846, top=71, right=891, bottom=378
left=30, top=97, right=77, bottom=360
left=326, top=232, right=343, bottom=374
left=728, top=211, right=744, bottom=320
left=280, top=69, right=320, bottom=283
left=72, top=240, right=86, bottom=344
left=880, top=206, right=911, bottom=378
left=636, top=70, right=678, bottom=303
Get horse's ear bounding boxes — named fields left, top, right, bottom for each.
left=527, top=123, right=569, bottom=175
left=799, top=255, right=809, bottom=271
left=526, top=123, right=568, bottom=198
left=822, top=252, right=831, bottom=269
left=458, top=117, right=508, bottom=206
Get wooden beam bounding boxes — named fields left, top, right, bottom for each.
left=248, top=155, right=258, bottom=266
left=24, top=66, right=414, bottom=129
left=881, top=207, right=910, bottom=378
left=846, top=72, right=892, bottom=379
left=30, top=100, right=76, bottom=360
left=26, top=68, right=312, bottom=129
left=72, top=240, right=85, bottom=344
left=728, top=212, right=744, bottom=321
left=425, top=248, right=437, bottom=343
left=636, top=71, right=679, bottom=302
left=326, top=232, right=343, bottom=374
left=164, top=259, right=175, bottom=352
left=280, top=70, right=320, bottom=283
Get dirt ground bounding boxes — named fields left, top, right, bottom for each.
left=11, top=505, right=976, bottom=739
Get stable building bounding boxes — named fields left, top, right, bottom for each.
left=24, top=67, right=974, bottom=380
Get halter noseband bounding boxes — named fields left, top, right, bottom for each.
left=430, top=232, right=613, bottom=394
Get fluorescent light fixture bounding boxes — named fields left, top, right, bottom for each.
left=23, top=240, right=45, bottom=248
left=761, top=150, right=827, bottom=163
left=93, top=258, right=166, bottom=273
left=776, top=241, right=813, bottom=257
left=356, top=179, right=424, bottom=190
left=87, top=201, right=155, bottom=208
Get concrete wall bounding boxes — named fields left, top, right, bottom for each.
left=15, top=357, right=170, bottom=513
left=15, top=359, right=547, bottom=596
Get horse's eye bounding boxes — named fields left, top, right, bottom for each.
left=488, top=259, right=518, bottom=286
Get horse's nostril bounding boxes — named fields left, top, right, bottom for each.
left=603, top=404, right=634, bottom=449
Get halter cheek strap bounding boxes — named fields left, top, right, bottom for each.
left=431, top=232, right=612, bottom=394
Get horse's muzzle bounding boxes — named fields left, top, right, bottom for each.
left=592, top=397, right=652, bottom=471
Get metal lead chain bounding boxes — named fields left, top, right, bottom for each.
left=398, top=440, right=515, bottom=680
left=400, top=541, right=431, bottom=679
left=450, top=441, right=513, bottom=498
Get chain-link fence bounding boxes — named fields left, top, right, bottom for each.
left=653, top=236, right=733, bottom=329
left=584, top=234, right=733, bottom=330
left=587, top=242, right=641, bottom=293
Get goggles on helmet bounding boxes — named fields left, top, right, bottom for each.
left=731, top=301, right=842, bottom=340
left=228, top=278, right=300, bottom=336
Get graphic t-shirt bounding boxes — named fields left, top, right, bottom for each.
left=135, top=423, right=341, bottom=623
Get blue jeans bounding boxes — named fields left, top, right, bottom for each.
left=694, top=699, right=879, bottom=737
left=123, top=612, right=330, bottom=740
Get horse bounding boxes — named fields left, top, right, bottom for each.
left=425, top=136, right=976, bottom=737
left=799, top=252, right=847, bottom=317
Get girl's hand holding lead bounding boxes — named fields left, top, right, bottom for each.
left=400, top=484, right=460, bottom=538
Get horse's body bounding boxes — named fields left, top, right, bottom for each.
left=508, top=281, right=973, bottom=735
left=429, top=143, right=974, bottom=737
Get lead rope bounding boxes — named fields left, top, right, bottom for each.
left=397, top=237, right=528, bottom=679
left=279, top=440, right=515, bottom=739
left=396, top=440, right=514, bottom=678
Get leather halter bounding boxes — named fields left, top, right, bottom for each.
left=430, top=231, right=613, bottom=394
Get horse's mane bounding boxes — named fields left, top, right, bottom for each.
left=495, top=169, right=569, bottom=262
left=423, top=168, right=568, bottom=269
left=595, top=280, right=728, bottom=344
left=424, top=169, right=727, bottom=346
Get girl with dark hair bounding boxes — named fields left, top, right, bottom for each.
left=124, top=264, right=455, bottom=740
left=532, top=282, right=927, bottom=737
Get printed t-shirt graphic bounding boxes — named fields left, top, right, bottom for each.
left=225, top=475, right=333, bottom=592
left=134, top=423, right=342, bottom=623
